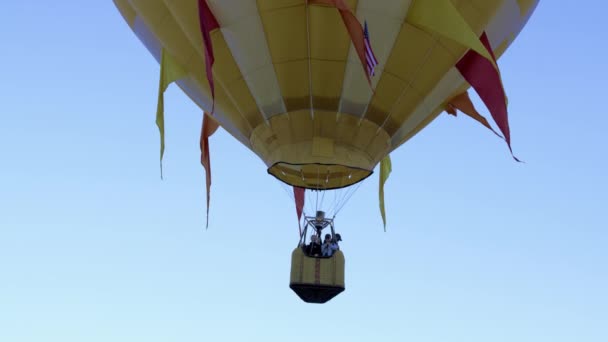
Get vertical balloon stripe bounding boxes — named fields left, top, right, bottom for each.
left=338, top=0, right=410, bottom=117
left=208, top=0, right=286, bottom=119
left=308, top=0, right=373, bottom=85
left=390, top=68, right=466, bottom=149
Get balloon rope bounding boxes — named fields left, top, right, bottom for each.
left=334, top=181, right=364, bottom=217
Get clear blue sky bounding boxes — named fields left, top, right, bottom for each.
left=1, top=1, right=606, bottom=341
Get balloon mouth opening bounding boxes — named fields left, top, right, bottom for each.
left=267, top=162, right=372, bottom=190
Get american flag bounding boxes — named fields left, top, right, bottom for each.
left=363, top=20, right=378, bottom=77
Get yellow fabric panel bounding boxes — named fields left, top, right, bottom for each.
left=129, top=0, right=194, bottom=64
left=516, top=0, right=537, bottom=16
left=436, top=35, right=469, bottom=59
left=251, top=110, right=390, bottom=188
left=308, top=0, right=358, bottom=11
left=257, top=0, right=304, bottom=11
left=462, top=0, right=503, bottom=34
left=336, top=113, right=388, bottom=163
left=384, top=87, right=424, bottom=136
left=469, top=0, right=504, bottom=16
left=307, top=3, right=350, bottom=109
left=422, top=43, right=458, bottom=84
left=223, top=77, right=265, bottom=129
left=365, top=72, right=407, bottom=128
left=334, top=113, right=358, bottom=145
left=273, top=61, right=310, bottom=111
left=338, top=63, right=371, bottom=116
left=252, top=110, right=388, bottom=168
left=373, top=33, right=464, bottom=138
left=398, top=106, right=446, bottom=147
left=394, top=81, right=471, bottom=149
left=367, top=132, right=392, bottom=165
left=390, top=68, right=465, bottom=147
left=113, top=0, right=136, bottom=26
left=129, top=0, right=165, bottom=25
left=409, top=46, right=460, bottom=100
left=260, top=5, right=307, bottom=63
left=357, top=0, right=411, bottom=20
left=309, top=4, right=351, bottom=61
left=313, top=111, right=338, bottom=138
left=289, top=110, right=315, bottom=142
left=262, top=115, right=288, bottom=153
left=350, top=119, right=381, bottom=153
left=312, top=137, right=335, bottom=158
left=269, top=113, right=292, bottom=148
left=311, top=60, right=345, bottom=111
left=407, top=0, right=496, bottom=67
left=383, top=24, right=435, bottom=84
left=259, top=5, right=309, bottom=112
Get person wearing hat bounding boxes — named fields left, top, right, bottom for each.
left=322, top=233, right=339, bottom=257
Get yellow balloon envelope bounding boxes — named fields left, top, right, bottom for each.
left=114, top=0, right=538, bottom=190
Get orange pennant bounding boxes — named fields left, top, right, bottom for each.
left=447, top=92, right=503, bottom=139
left=200, top=112, right=220, bottom=228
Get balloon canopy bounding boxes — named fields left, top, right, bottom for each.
left=114, top=0, right=538, bottom=227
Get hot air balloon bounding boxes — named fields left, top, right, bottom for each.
left=113, top=0, right=539, bottom=303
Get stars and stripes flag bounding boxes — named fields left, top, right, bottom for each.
left=363, top=20, right=378, bottom=77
